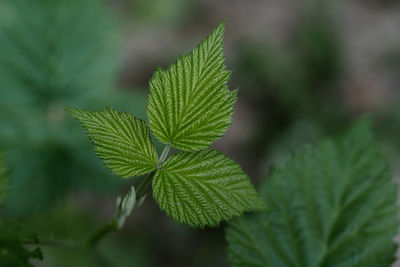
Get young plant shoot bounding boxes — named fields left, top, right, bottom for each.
left=68, top=22, right=264, bottom=230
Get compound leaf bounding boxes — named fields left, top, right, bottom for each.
left=153, top=149, right=264, bottom=228
left=147, top=22, right=236, bottom=151
left=68, top=107, right=158, bottom=178
left=226, top=119, right=399, bottom=267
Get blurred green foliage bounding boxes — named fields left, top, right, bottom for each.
left=227, top=120, right=399, bottom=267
left=0, top=0, right=398, bottom=266
left=27, top=200, right=153, bottom=267
left=0, top=150, right=42, bottom=266
left=232, top=3, right=353, bottom=173
left=129, top=0, right=193, bottom=26
left=0, top=219, right=43, bottom=266
left=237, top=5, right=343, bottom=121
left=0, top=0, right=147, bottom=215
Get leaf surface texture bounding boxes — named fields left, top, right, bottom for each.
left=226, top=120, right=399, bottom=267
left=68, top=108, right=158, bottom=177
left=153, top=149, right=264, bottom=227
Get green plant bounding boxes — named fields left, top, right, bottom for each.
left=0, top=15, right=398, bottom=266
left=0, top=20, right=263, bottom=266
left=0, top=0, right=147, bottom=215
left=0, top=149, right=42, bottom=266
left=226, top=119, right=399, bottom=266
left=68, top=22, right=263, bottom=232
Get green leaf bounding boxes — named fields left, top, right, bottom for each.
left=0, top=151, right=42, bottom=266
left=147, top=22, right=237, bottom=151
left=0, top=0, right=127, bottom=214
left=0, top=151, right=42, bottom=265
left=0, top=149, right=10, bottom=208
left=153, top=149, right=264, bottom=227
left=68, top=107, right=158, bottom=178
left=226, top=119, right=399, bottom=267
left=0, top=219, right=43, bottom=267
left=0, top=0, right=118, bottom=105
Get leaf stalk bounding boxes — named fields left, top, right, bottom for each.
left=157, top=144, right=171, bottom=168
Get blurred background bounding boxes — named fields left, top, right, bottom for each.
left=0, top=0, right=399, bottom=266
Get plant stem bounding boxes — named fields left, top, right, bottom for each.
left=28, top=146, right=174, bottom=251
left=158, top=144, right=171, bottom=168
left=87, top=220, right=118, bottom=249
left=86, top=171, right=156, bottom=249
left=86, top=145, right=171, bottom=249
left=136, top=171, right=155, bottom=198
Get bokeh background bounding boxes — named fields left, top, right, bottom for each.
left=0, top=0, right=399, bottom=266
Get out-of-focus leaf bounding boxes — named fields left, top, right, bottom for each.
left=0, top=151, right=42, bottom=266
left=147, top=22, right=236, bottom=151
left=0, top=219, right=42, bottom=267
left=0, top=149, right=10, bottom=209
left=226, top=119, right=399, bottom=267
left=0, top=0, right=144, bottom=214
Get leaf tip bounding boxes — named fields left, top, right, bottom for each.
left=218, top=20, right=226, bottom=31
left=65, top=107, right=81, bottom=119
left=65, top=107, right=75, bottom=114
left=65, top=108, right=80, bottom=120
